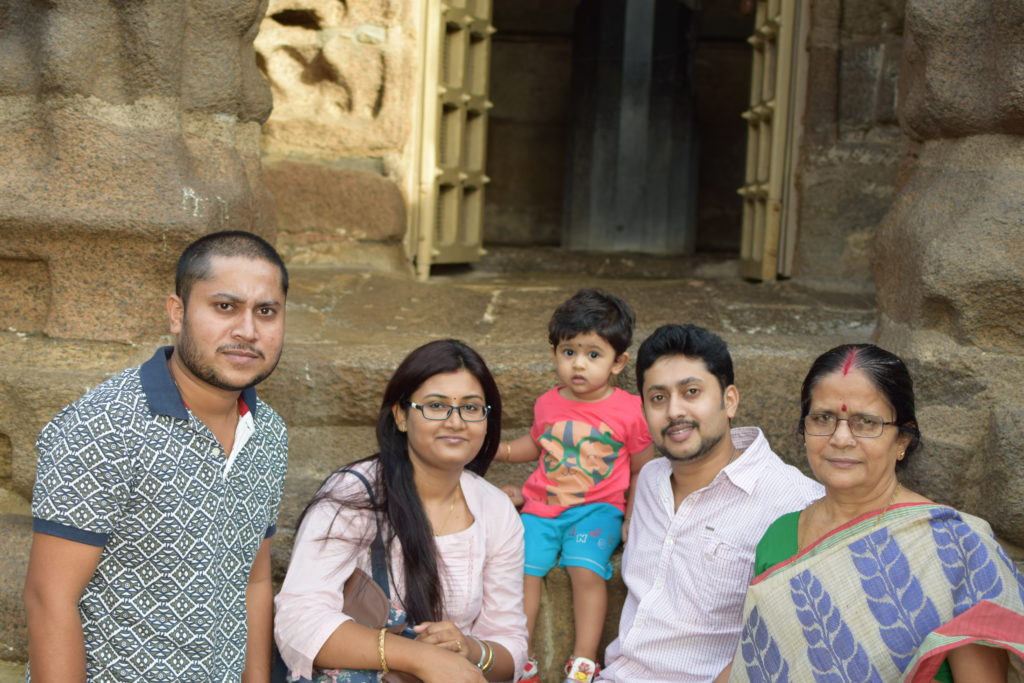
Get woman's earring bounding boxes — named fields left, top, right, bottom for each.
left=897, top=450, right=905, bottom=461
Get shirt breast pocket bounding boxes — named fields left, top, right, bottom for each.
left=697, top=530, right=754, bottom=622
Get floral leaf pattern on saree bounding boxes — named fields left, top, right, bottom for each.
left=929, top=508, right=1003, bottom=616
left=848, top=527, right=942, bottom=672
left=739, top=605, right=791, bottom=682
left=789, top=569, right=883, bottom=682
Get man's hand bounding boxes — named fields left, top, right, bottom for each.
left=23, top=532, right=104, bottom=682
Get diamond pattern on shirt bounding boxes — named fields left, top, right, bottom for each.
left=31, top=349, right=288, bottom=681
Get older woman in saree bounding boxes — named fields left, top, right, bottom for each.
left=728, top=344, right=1024, bottom=682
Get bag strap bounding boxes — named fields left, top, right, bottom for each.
left=345, top=468, right=392, bottom=599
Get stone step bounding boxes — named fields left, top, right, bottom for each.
left=0, top=251, right=880, bottom=667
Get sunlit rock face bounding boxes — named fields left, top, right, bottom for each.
left=0, top=0, right=276, bottom=342
left=875, top=0, right=1024, bottom=546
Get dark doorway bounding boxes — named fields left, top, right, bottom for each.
left=485, top=0, right=753, bottom=255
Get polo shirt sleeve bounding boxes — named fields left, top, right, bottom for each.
left=31, top=399, right=132, bottom=547
left=263, top=418, right=289, bottom=540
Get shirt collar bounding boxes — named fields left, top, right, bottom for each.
left=717, top=426, right=770, bottom=495
left=140, top=346, right=259, bottom=420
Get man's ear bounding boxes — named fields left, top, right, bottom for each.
left=167, top=295, right=185, bottom=335
left=610, top=351, right=629, bottom=376
left=724, top=384, right=740, bottom=419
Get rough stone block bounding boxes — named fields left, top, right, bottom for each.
left=972, top=404, right=1024, bottom=547
left=900, top=0, right=1024, bottom=140
left=841, top=0, right=905, bottom=37
left=0, top=259, right=48, bottom=334
left=874, top=136, right=1024, bottom=352
left=256, top=4, right=412, bottom=158
left=803, top=45, right=840, bottom=146
left=796, top=141, right=901, bottom=285
left=263, top=160, right=407, bottom=264
left=0, top=514, right=32, bottom=663
left=839, top=38, right=901, bottom=130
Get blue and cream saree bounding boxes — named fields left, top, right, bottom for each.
left=729, top=504, right=1024, bottom=682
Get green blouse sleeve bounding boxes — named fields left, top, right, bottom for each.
left=754, top=510, right=802, bottom=576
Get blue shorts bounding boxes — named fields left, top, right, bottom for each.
left=522, top=503, right=623, bottom=580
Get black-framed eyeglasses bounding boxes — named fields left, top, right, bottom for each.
left=407, top=400, right=491, bottom=422
left=804, top=413, right=897, bottom=438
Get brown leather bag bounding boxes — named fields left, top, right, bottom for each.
left=341, top=470, right=423, bottom=683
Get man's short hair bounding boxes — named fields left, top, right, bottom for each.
left=175, top=230, right=289, bottom=305
left=547, top=288, right=636, bottom=356
left=635, top=324, right=734, bottom=394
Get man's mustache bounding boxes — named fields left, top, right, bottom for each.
left=662, top=419, right=698, bottom=437
left=217, top=343, right=265, bottom=359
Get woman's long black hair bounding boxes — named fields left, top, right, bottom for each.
left=299, top=339, right=502, bottom=624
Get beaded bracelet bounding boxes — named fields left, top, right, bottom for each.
left=378, top=627, right=389, bottom=674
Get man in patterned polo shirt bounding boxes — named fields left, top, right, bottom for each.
left=23, top=231, right=290, bottom=681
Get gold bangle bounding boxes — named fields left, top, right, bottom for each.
left=481, top=639, right=494, bottom=673
left=378, top=627, right=389, bottom=674
left=505, top=441, right=512, bottom=462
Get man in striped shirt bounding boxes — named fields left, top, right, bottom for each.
left=599, top=324, right=822, bottom=682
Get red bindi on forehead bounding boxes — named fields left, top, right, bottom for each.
left=841, top=403, right=847, bottom=412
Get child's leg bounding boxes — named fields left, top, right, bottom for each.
left=521, top=512, right=561, bottom=658
left=565, top=566, right=606, bottom=661
left=556, top=503, right=624, bottom=664
left=524, top=574, right=543, bottom=648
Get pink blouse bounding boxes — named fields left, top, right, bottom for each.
left=274, top=462, right=528, bottom=680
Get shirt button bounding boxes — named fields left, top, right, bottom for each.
left=210, top=446, right=221, bottom=456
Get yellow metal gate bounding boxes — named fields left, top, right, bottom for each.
left=409, top=0, right=494, bottom=280
left=738, top=0, right=807, bottom=281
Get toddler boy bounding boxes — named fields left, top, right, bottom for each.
left=499, top=288, right=653, bottom=683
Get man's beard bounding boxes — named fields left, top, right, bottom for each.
left=177, top=317, right=279, bottom=391
left=656, top=420, right=724, bottom=464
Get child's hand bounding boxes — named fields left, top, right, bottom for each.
left=621, top=516, right=631, bottom=544
left=500, top=484, right=524, bottom=508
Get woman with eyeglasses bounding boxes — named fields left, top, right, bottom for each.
left=275, top=339, right=528, bottom=683
left=725, top=344, right=1023, bottom=682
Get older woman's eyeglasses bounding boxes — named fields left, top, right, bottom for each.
left=804, top=413, right=897, bottom=438
left=407, top=400, right=491, bottom=422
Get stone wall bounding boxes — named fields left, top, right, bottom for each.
left=254, top=0, right=412, bottom=269
left=874, top=0, right=1024, bottom=547
left=795, top=0, right=906, bottom=286
left=0, top=0, right=277, bottom=342
left=0, top=0, right=278, bottom=664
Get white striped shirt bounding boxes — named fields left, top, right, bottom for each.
left=600, top=427, right=823, bottom=683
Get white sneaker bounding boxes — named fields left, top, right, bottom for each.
left=564, top=655, right=598, bottom=683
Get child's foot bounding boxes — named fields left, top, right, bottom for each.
left=517, top=657, right=540, bottom=683
left=563, top=655, right=599, bottom=683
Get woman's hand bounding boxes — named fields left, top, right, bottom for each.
left=413, top=647, right=485, bottom=683
left=410, top=622, right=485, bottom=683
left=413, top=620, right=472, bottom=660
